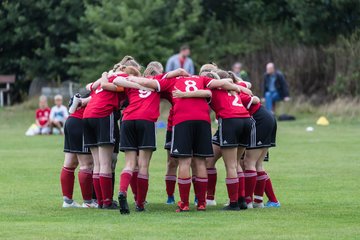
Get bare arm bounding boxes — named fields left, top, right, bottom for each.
left=172, top=88, right=212, bottom=98
left=126, top=76, right=159, bottom=90
left=252, top=96, right=260, bottom=104
left=87, top=72, right=108, bottom=91
left=113, top=76, right=155, bottom=91
left=165, top=68, right=190, bottom=78
left=207, top=79, right=241, bottom=92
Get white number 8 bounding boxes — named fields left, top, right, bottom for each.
left=139, top=90, right=151, bottom=98
left=185, top=80, right=198, bottom=92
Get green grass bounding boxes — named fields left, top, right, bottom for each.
left=0, top=106, right=359, bottom=240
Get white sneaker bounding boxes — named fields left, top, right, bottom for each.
left=62, top=201, right=81, bottom=208
left=82, top=200, right=98, bottom=208
left=253, top=202, right=264, bottom=208
left=247, top=202, right=254, bottom=209
left=206, top=199, right=217, bottom=206
left=223, top=199, right=230, bottom=207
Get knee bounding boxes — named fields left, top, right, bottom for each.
left=167, top=159, right=178, bottom=169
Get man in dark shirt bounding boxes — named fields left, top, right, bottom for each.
left=262, top=63, right=290, bottom=112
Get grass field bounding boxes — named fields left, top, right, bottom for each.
left=0, top=106, right=359, bottom=240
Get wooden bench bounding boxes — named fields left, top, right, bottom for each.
left=0, top=75, right=15, bottom=107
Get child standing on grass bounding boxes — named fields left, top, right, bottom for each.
left=50, top=94, right=68, bottom=134
left=35, top=95, right=51, bottom=135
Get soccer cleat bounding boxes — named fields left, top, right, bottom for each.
left=238, top=197, right=248, bottom=210
left=82, top=200, right=98, bottom=208
left=135, top=205, right=145, bottom=212
left=222, top=202, right=240, bottom=211
left=166, top=196, right=175, bottom=205
left=102, top=202, right=119, bottom=210
left=265, top=201, right=281, bottom=208
left=247, top=202, right=254, bottom=209
left=176, top=201, right=190, bottom=212
left=196, top=204, right=206, bottom=211
left=118, top=192, right=130, bottom=214
left=62, top=201, right=81, bottom=208
left=223, top=199, right=230, bottom=207
left=253, top=202, right=265, bottom=208
left=206, top=199, right=217, bottom=206
left=194, top=197, right=198, bottom=206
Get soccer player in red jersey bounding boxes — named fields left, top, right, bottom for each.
left=61, top=96, right=96, bottom=208
left=35, top=95, right=51, bottom=135
left=235, top=76, right=279, bottom=208
left=128, top=72, right=242, bottom=212
left=176, top=71, right=253, bottom=210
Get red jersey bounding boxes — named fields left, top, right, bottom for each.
left=122, top=75, right=162, bottom=122
left=236, top=82, right=261, bottom=115
left=83, top=73, right=127, bottom=118
left=210, top=88, right=250, bottom=119
left=70, top=107, right=85, bottom=119
left=36, top=108, right=50, bottom=126
left=157, top=75, right=213, bottom=125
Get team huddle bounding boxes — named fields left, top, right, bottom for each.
left=60, top=56, right=280, bottom=214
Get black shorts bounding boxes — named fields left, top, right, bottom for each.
left=120, top=120, right=156, bottom=152
left=64, top=117, right=90, bottom=154
left=248, top=106, right=277, bottom=149
left=171, top=120, right=213, bottom=158
left=164, top=130, right=172, bottom=150
left=212, top=118, right=252, bottom=148
left=83, top=113, right=116, bottom=147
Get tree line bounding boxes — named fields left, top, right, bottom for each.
left=1, top=0, right=359, bottom=102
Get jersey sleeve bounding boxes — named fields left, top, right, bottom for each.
left=202, top=76, right=214, bottom=89
left=240, top=93, right=253, bottom=109
left=157, top=78, right=175, bottom=92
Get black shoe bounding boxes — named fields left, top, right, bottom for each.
left=135, top=205, right=145, bottom=212
left=223, top=202, right=240, bottom=211
left=102, top=202, right=119, bottom=210
left=238, top=197, right=248, bottom=210
left=118, top=192, right=130, bottom=215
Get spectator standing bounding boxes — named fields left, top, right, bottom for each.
left=50, top=94, right=68, bottom=134
left=232, top=62, right=250, bottom=82
left=263, top=63, right=290, bottom=112
left=165, top=44, right=195, bottom=75
left=35, top=95, right=51, bottom=135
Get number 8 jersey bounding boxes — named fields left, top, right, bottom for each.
left=157, top=75, right=213, bottom=126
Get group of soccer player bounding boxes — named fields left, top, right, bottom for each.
left=60, top=56, right=280, bottom=214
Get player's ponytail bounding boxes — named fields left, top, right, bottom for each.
left=228, top=71, right=242, bottom=83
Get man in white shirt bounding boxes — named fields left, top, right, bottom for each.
left=50, top=94, right=68, bottom=134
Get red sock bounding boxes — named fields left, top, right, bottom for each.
left=206, top=168, right=217, bottom=200
left=195, top=177, right=208, bottom=206
left=165, top=175, right=177, bottom=197
left=238, top=172, right=245, bottom=198
left=265, top=173, right=278, bottom=203
left=130, top=170, right=138, bottom=200
left=178, top=177, right=191, bottom=205
left=244, top=170, right=257, bottom=204
left=226, top=178, right=239, bottom=203
left=99, top=173, right=113, bottom=206
left=136, top=174, right=149, bottom=208
left=78, top=169, right=93, bottom=201
left=119, top=170, right=133, bottom=195
left=93, top=173, right=102, bottom=205
left=192, top=175, right=197, bottom=196
left=60, top=167, right=75, bottom=200
left=254, top=171, right=267, bottom=203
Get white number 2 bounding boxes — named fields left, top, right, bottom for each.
left=228, top=93, right=243, bottom=107
left=185, top=80, right=198, bottom=92
left=139, top=90, right=151, bottom=98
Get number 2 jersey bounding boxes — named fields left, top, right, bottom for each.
left=157, top=75, right=213, bottom=126
left=122, top=74, right=163, bottom=122
left=210, top=88, right=250, bottom=119
left=83, top=73, right=127, bottom=119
